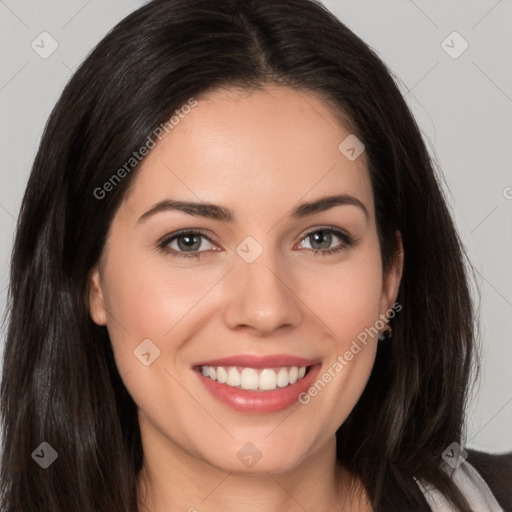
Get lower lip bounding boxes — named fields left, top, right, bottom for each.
left=195, top=364, right=321, bottom=413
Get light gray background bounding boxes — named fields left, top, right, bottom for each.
left=0, top=0, right=511, bottom=452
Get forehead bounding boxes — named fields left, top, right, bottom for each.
left=120, top=85, right=374, bottom=224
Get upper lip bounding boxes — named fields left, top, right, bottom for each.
left=193, top=354, right=319, bottom=369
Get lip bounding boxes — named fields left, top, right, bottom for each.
left=193, top=354, right=319, bottom=369
left=194, top=357, right=322, bottom=414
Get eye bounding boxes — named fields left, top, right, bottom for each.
left=159, top=230, right=218, bottom=259
left=297, top=228, right=353, bottom=256
left=158, top=227, right=355, bottom=259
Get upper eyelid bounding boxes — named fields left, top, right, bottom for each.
left=300, top=226, right=350, bottom=238
left=160, top=228, right=215, bottom=244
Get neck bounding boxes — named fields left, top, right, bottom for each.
left=136, top=431, right=371, bottom=512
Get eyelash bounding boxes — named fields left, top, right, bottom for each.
left=158, top=227, right=355, bottom=259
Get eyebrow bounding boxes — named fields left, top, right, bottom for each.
left=137, top=193, right=369, bottom=224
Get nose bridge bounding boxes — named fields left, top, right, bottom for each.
left=223, top=237, right=303, bottom=335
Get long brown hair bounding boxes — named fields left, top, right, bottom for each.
left=1, top=0, right=477, bottom=510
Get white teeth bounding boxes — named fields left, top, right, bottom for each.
left=240, top=368, right=259, bottom=390
left=276, top=368, right=289, bottom=388
left=217, top=366, right=228, bottom=383
left=200, top=365, right=308, bottom=390
left=259, top=369, right=277, bottom=390
left=227, top=367, right=241, bottom=386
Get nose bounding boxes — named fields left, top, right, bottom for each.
left=222, top=247, right=303, bottom=337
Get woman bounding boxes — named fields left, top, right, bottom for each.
left=1, top=0, right=510, bottom=510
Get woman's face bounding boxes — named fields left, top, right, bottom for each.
left=89, top=85, right=402, bottom=474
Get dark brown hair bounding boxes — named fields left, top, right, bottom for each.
left=1, top=0, right=477, bottom=510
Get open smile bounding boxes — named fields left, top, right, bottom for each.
left=193, top=354, right=321, bottom=413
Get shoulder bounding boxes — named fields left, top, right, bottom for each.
left=467, top=448, right=512, bottom=511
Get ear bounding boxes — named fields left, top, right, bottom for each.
left=380, top=231, right=404, bottom=313
left=88, top=265, right=108, bottom=325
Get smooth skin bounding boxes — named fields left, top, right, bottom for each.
left=88, top=85, right=403, bottom=512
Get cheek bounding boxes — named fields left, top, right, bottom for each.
left=295, top=242, right=383, bottom=414
left=102, top=251, right=220, bottom=338
left=102, top=233, right=384, bottom=364
left=100, top=246, right=231, bottom=381
left=306, top=248, right=384, bottom=347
